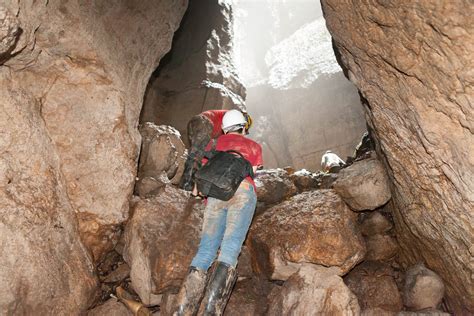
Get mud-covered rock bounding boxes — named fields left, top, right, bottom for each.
left=123, top=186, right=204, bottom=305
left=403, top=264, right=445, bottom=311
left=268, top=264, right=360, bottom=315
left=360, top=211, right=393, bottom=236
left=333, top=158, right=391, bottom=211
left=248, top=190, right=366, bottom=280
left=254, top=169, right=297, bottom=205
left=87, top=299, right=132, bottom=316
left=345, top=261, right=403, bottom=312
left=136, top=123, right=186, bottom=197
left=365, top=234, right=398, bottom=261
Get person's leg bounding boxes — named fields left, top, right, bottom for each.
left=200, top=181, right=256, bottom=315
left=217, top=181, right=257, bottom=267
left=180, top=115, right=213, bottom=191
left=176, top=198, right=227, bottom=315
left=190, top=198, right=227, bottom=271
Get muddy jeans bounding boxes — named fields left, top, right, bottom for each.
left=191, top=180, right=257, bottom=270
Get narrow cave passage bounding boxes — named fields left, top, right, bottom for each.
left=1, top=0, right=471, bottom=314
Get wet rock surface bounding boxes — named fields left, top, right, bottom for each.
left=333, top=158, right=391, bottom=211
left=248, top=189, right=366, bottom=279
left=345, top=261, right=403, bottom=312
left=322, top=1, right=473, bottom=312
left=123, top=186, right=204, bottom=305
left=268, top=264, right=360, bottom=315
left=254, top=169, right=298, bottom=205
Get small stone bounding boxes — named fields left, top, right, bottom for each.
left=360, top=211, right=393, bottom=236
left=365, top=234, right=398, bottom=261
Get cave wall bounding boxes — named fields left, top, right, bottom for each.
left=141, top=0, right=245, bottom=143
left=322, top=1, right=473, bottom=313
left=0, top=0, right=187, bottom=312
left=249, top=73, right=366, bottom=170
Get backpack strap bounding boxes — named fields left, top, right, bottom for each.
left=225, top=150, right=255, bottom=179
left=203, top=138, right=218, bottom=159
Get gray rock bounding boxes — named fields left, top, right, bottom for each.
left=333, top=158, right=391, bottom=211
left=403, top=264, right=445, bottom=311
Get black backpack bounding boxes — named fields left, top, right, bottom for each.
left=194, top=147, right=254, bottom=201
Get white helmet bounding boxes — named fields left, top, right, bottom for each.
left=222, top=109, right=247, bottom=133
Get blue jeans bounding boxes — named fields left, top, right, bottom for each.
left=191, top=180, right=257, bottom=270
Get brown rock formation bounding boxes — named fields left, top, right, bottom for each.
left=141, top=0, right=245, bottom=142
left=123, top=186, right=204, bottom=305
left=345, top=261, right=403, bottom=312
left=322, top=1, right=473, bottom=312
left=1, top=0, right=187, bottom=312
left=268, top=264, right=361, bottom=315
left=1, top=0, right=188, bottom=263
left=248, top=190, right=366, bottom=279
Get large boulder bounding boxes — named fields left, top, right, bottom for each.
left=254, top=169, right=298, bottom=205
left=333, top=158, right=391, bottom=211
left=268, top=264, right=360, bottom=315
left=403, top=264, right=445, bottom=311
left=135, top=123, right=186, bottom=197
left=322, top=1, right=473, bottom=312
left=344, top=261, right=403, bottom=312
left=123, top=186, right=204, bottom=305
left=248, top=190, right=366, bottom=280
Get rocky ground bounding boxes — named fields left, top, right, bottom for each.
left=87, top=124, right=448, bottom=316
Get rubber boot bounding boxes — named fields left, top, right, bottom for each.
left=200, top=262, right=237, bottom=316
left=174, top=267, right=207, bottom=316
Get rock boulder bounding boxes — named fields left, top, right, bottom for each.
left=254, top=169, right=298, bottom=205
left=135, top=123, right=186, bottom=197
left=333, top=158, right=391, bottom=211
left=344, top=261, right=403, bottom=312
left=403, top=264, right=445, bottom=311
left=248, top=190, right=366, bottom=280
left=123, top=186, right=204, bottom=305
left=268, top=264, right=360, bottom=315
